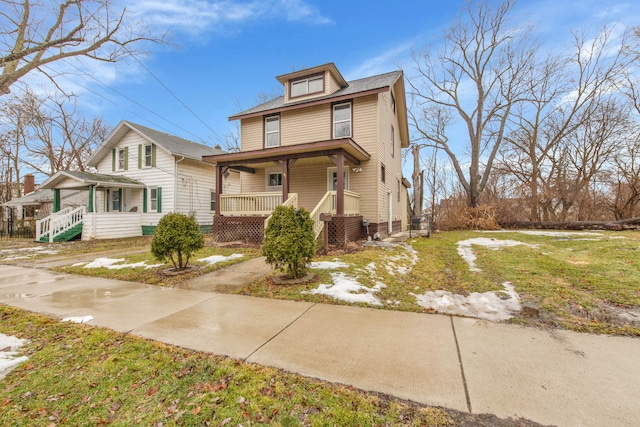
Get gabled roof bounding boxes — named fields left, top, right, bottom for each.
left=1, top=189, right=83, bottom=207
left=87, top=120, right=225, bottom=167
left=40, top=171, right=145, bottom=190
left=230, top=70, right=404, bottom=120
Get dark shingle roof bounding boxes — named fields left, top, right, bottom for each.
left=61, top=171, right=145, bottom=186
left=124, top=121, right=225, bottom=159
left=232, top=70, right=403, bottom=118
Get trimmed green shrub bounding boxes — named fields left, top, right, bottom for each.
left=151, top=213, right=204, bottom=270
left=263, top=205, right=316, bottom=278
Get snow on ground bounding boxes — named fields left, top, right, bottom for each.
left=481, top=230, right=603, bottom=238
left=412, top=282, right=521, bottom=322
left=457, top=238, right=537, bottom=272
left=304, top=242, right=419, bottom=306
left=79, top=257, right=163, bottom=270
left=198, top=253, right=244, bottom=265
left=0, top=246, right=59, bottom=261
left=308, top=259, right=350, bottom=269
left=62, top=315, right=94, bottom=324
left=0, top=333, right=28, bottom=381
left=302, top=272, right=385, bottom=305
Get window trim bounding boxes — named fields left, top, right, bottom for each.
left=268, top=172, right=283, bottom=188
left=264, top=115, right=280, bottom=148
left=289, top=73, right=325, bottom=99
left=210, top=190, right=216, bottom=212
left=332, top=102, right=352, bottom=139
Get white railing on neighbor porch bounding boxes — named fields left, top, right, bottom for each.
left=220, top=192, right=285, bottom=216
left=36, top=206, right=86, bottom=242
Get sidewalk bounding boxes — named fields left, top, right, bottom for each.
left=1, top=264, right=639, bottom=427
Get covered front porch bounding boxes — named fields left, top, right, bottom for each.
left=37, top=171, right=149, bottom=241
left=203, top=139, right=370, bottom=245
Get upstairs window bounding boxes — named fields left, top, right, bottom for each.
left=118, top=148, right=126, bottom=170
left=265, top=116, right=280, bottom=148
left=333, top=102, right=352, bottom=138
left=144, top=144, right=153, bottom=167
left=391, top=125, right=395, bottom=158
left=381, top=164, right=386, bottom=183
left=290, top=75, right=324, bottom=97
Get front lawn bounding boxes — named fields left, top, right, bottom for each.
left=239, top=230, right=640, bottom=337
left=0, top=306, right=542, bottom=427
left=57, top=245, right=261, bottom=287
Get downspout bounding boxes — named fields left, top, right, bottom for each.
left=388, top=190, right=393, bottom=235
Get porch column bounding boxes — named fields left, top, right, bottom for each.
left=336, top=152, right=344, bottom=215
left=88, top=185, right=94, bottom=213
left=281, top=161, right=288, bottom=202
left=53, top=189, right=60, bottom=213
left=215, top=164, right=224, bottom=217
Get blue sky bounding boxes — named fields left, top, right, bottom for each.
left=20, top=0, right=640, bottom=150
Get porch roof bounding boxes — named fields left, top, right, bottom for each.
left=202, top=138, right=371, bottom=167
left=40, top=171, right=146, bottom=190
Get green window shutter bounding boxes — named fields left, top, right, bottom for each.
left=151, top=144, right=156, bottom=167
left=157, top=187, right=162, bottom=213
left=112, top=149, right=116, bottom=172
left=124, top=147, right=129, bottom=170
left=143, top=188, right=147, bottom=213
left=138, top=145, right=142, bottom=169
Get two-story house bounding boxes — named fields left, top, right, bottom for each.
left=204, top=63, right=410, bottom=245
left=36, top=120, right=236, bottom=241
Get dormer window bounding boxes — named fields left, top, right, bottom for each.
left=290, top=74, right=324, bottom=98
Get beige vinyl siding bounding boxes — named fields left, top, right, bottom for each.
left=281, top=105, right=330, bottom=146
left=240, top=116, right=263, bottom=151
left=326, top=70, right=342, bottom=95
left=240, top=169, right=266, bottom=193
left=224, top=170, right=241, bottom=194
left=289, top=163, right=333, bottom=211
left=376, top=91, right=404, bottom=224
left=350, top=95, right=379, bottom=223
left=176, top=159, right=217, bottom=225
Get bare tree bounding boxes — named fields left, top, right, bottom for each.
left=409, top=0, right=535, bottom=207
left=499, top=27, right=630, bottom=221
left=0, top=0, right=164, bottom=96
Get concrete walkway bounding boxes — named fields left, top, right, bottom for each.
left=1, top=264, right=639, bottom=427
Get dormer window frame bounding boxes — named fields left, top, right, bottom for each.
left=289, top=73, right=325, bottom=99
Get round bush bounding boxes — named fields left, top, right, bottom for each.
left=263, top=205, right=316, bottom=278
left=151, top=213, right=204, bottom=270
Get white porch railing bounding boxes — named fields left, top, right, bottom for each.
left=310, top=192, right=335, bottom=238
left=220, top=192, right=285, bottom=216
left=36, top=206, right=86, bottom=242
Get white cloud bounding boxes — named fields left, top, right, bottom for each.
left=130, top=0, right=332, bottom=36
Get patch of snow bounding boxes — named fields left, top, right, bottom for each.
left=481, top=230, right=602, bottom=237
left=0, top=334, right=28, bottom=380
left=61, top=315, right=94, bottom=324
left=412, top=282, right=521, bottom=322
left=457, top=238, right=537, bottom=272
left=609, top=235, right=626, bottom=240
left=309, top=260, right=350, bottom=269
left=302, top=272, right=384, bottom=306
left=197, top=253, right=244, bottom=265
left=0, top=246, right=59, bottom=261
left=81, top=258, right=162, bottom=270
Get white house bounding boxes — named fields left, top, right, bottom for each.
left=37, top=120, right=236, bottom=242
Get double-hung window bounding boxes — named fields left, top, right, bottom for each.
left=265, top=116, right=280, bottom=148
left=210, top=191, right=216, bottom=212
left=118, top=148, right=126, bottom=170
left=333, top=102, right=351, bottom=138
left=144, top=144, right=153, bottom=167
left=150, top=188, right=158, bottom=211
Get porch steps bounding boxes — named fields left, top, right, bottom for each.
left=38, top=222, right=83, bottom=242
